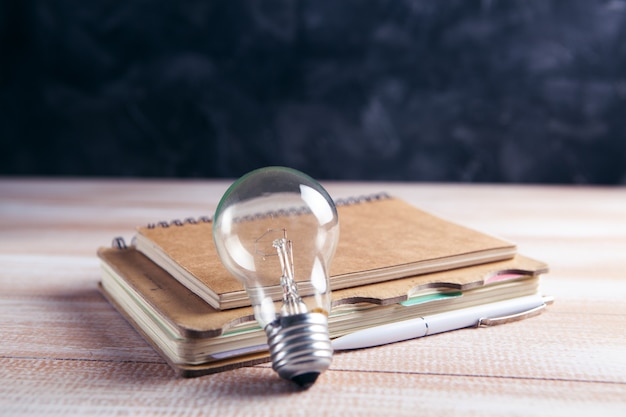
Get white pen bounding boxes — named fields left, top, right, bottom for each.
left=331, top=294, right=551, bottom=351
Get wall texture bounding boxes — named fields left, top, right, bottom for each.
left=2, top=0, right=626, bottom=183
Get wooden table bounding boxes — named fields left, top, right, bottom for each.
left=1, top=179, right=625, bottom=416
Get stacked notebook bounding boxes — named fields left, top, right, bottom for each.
left=98, top=194, right=550, bottom=377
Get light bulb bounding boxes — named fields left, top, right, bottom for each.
left=212, top=166, right=339, bottom=387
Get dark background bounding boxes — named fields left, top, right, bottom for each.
left=2, top=0, right=626, bottom=183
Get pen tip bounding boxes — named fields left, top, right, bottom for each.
left=291, top=372, right=319, bottom=388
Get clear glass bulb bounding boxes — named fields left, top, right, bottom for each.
left=212, top=166, right=339, bottom=387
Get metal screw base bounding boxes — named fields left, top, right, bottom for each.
left=265, top=312, right=333, bottom=387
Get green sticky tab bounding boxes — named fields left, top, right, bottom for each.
left=400, top=291, right=463, bottom=307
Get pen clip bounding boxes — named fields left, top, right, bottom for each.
left=477, top=296, right=554, bottom=327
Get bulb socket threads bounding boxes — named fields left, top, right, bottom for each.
left=265, top=312, right=333, bottom=387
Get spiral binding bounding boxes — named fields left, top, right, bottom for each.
left=333, top=191, right=390, bottom=207
left=147, top=216, right=212, bottom=229
left=111, top=236, right=128, bottom=249
left=145, top=192, right=391, bottom=229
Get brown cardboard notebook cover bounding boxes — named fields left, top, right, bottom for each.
left=98, top=247, right=546, bottom=377
left=98, top=281, right=271, bottom=378
left=134, top=196, right=517, bottom=310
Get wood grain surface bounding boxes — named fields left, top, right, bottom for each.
left=1, top=179, right=625, bottom=416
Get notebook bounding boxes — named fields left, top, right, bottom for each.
left=98, top=245, right=548, bottom=377
left=133, top=195, right=517, bottom=310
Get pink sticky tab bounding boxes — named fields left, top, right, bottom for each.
left=485, top=272, right=528, bottom=284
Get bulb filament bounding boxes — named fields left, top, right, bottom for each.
left=273, top=237, right=308, bottom=316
